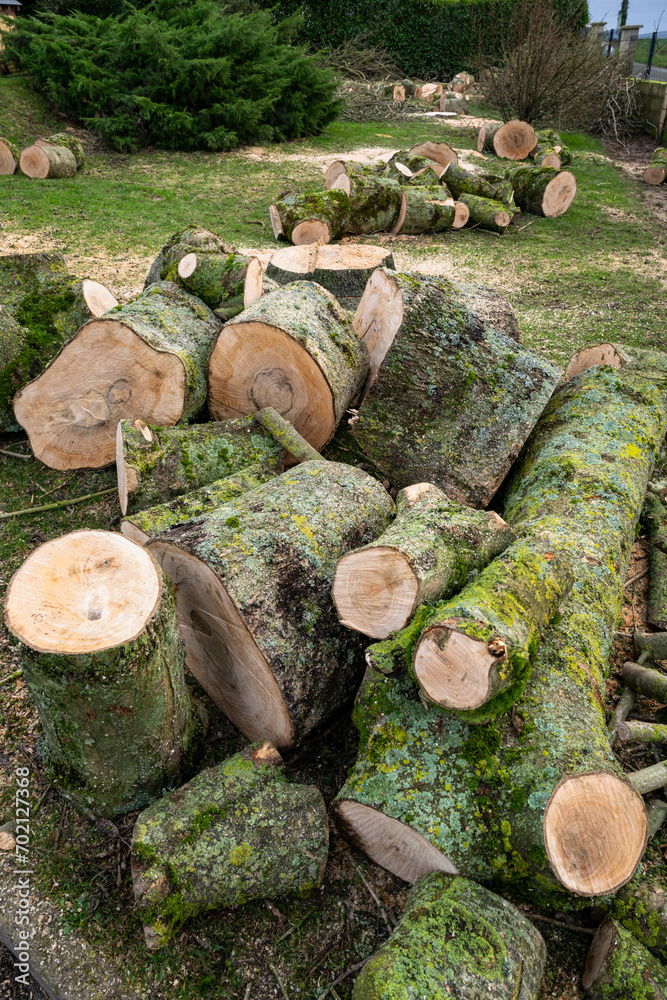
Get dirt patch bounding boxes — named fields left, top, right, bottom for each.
left=604, top=134, right=667, bottom=229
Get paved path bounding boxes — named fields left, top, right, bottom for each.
left=634, top=62, right=667, bottom=81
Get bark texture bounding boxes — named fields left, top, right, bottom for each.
left=504, top=165, right=577, bottom=218
left=394, top=186, right=455, bottom=234
left=346, top=175, right=403, bottom=235
left=37, top=133, right=85, bottom=169
left=623, top=660, right=667, bottom=704
left=643, top=492, right=667, bottom=629
left=132, top=742, right=328, bottom=947
left=349, top=270, right=560, bottom=506
left=0, top=136, right=19, bottom=175
left=353, top=873, right=546, bottom=1000
left=614, top=862, right=667, bottom=962
left=177, top=252, right=256, bottom=308
left=582, top=918, right=667, bottom=999
left=272, top=189, right=350, bottom=244
left=0, top=252, right=69, bottom=311
left=449, top=280, right=521, bottom=341
left=144, top=227, right=233, bottom=289
left=643, top=148, right=667, bottom=185
left=457, top=192, right=512, bottom=233
left=20, top=143, right=77, bottom=179
left=265, top=244, right=395, bottom=308
left=443, top=161, right=512, bottom=204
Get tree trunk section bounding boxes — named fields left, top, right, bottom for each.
left=451, top=72, right=474, bottom=91
left=176, top=251, right=262, bottom=310
left=265, top=244, right=394, bottom=309
left=19, top=143, right=77, bottom=179
left=391, top=186, right=455, bottom=234
left=334, top=173, right=402, bottom=235
left=439, top=97, right=468, bottom=114
left=0, top=252, right=69, bottom=310
left=115, top=413, right=285, bottom=516
left=442, top=161, right=512, bottom=204
left=144, top=226, right=233, bottom=289
left=270, top=189, right=350, bottom=244
left=14, top=281, right=221, bottom=470
left=0, top=306, right=26, bottom=432
left=0, top=136, right=19, bottom=175
left=458, top=192, right=512, bottom=233
left=324, top=159, right=389, bottom=191
left=613, top=866, right=667, bottom=962
left=208, top=281, right=370, bottom=452
left=4, top=530, right=203, bottom=818
left=36, top=133, right=85, bottom=170
left=449, top=279, right=521, bottom=341
left=643, top=148, right=667, bottom=185
left=147, top=461, right=394, bottom=748
left=504, top=165, right=577, bottom=218
left=353, top=873, right=546, bottom=1000
left=623, top=660, right=667, bottom=703
left=132, top=742, right=328, bottom=948
left=349, top=269, right=561, bottom=506
left=582, top=918, right=667, bottom=999
left=643, top=492, right=667, bottom=628
left=628, top=761, right=667, bottom=795
left=332, top=482, right=515, bottom=638
left=408, top=140, right=458, bottom=167
left=618, top=720, right=667, bottom=742
left=565, top=343, right=667, bottom=404
left=477, top=120, right=537, bottom=159
left=386, top=151, right=444, bottom=181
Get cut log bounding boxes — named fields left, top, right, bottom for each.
left=14, top=281, right=221, bottom=471
left=414, top=83, right=441, bottom=102
left=635, top=631, right=667, bottom=659
left=148, top=461, right=394, bottom=748
left=0, top=307, right=26, bottom=431
left=349, top=269, right=560, bottom=505
left=332, top=173, right=402, bottom=235
left=391, top=186, right=456, bottom=235
left=392, top=84, right=405, bottom=101
left=628, top=762, right=667, bottom=795
left=270, top=189, right=350, bottom=244
left=324, top=159, right=389, bottom=191
left=477, top=120, right=537, bottom=159
left=458, top=192, right=512, bottom=233
left=176, top=251, right=262, bottom=310
left=0, top=251, right=69, bottom=310
left=643, top=148, right=667, bottom=185
left=3, top=530, right=203, bottom=817
left=335, top=365, right=663, bottom=898
left=115, top=413, right=284, bottom=516
left=408, top=140, right=458, bottom=167
left=332, top=483, right=515, bottom=638
left=386, top=150, right=444, bottom=180
left=208, top=281, right=369, bottom=452
left=582, top=918, right=667, bottom=998
left=609, top=686, right=636, bottom=746
left=504, top=164, right=577, bottom=218
left=0, top=136, right=19, bottom=175
left=643, top=492, right=667, bottom=629
left=35, top=133, right=85, bottom=170
left=449, top=279, right=521, bottom=341
left=442, top=161, right=512, bottom=204
left=121, top=462, right=276, bottom=545
left=613, top=864, right=667, bottom=962
left=412, top=537, right=572, bottom=718
left=565, top=343, right=667, bottom=407
left=618, top=720, right=667, bottom=743
left=265, top=244, right=395, bottom=308
left=451, top=72, right=474, bottom=91
left=144, top=226, right=233, bottom=289
left=132, top=742, right=328, bottom=948
left=452, top=200, right=470, bottom=228
left=19, top=143, right=77, bottom=179
left=353, top=873, right=545, bottom=1000
left=623, top=661, right=667, bottom=703
left=439, top=98, right=468, bottom=114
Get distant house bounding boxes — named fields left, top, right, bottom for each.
left=0, top=0, right=21, bottom=15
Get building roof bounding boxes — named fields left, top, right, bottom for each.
left=1, top=1, right=23, bottom=6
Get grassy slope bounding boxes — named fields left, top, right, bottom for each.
left=0, top=75, right=666, bottom=999
left=635, top=38, right=667, bottom=69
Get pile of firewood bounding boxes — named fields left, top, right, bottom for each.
left=373, top=71, right=476, bottom=116
left=643, top=147, right=667, bottom=185
left=3, top=234, right=667, bottom=997
left=270, top=126, right=577, bottom=244
left=0, top=132, right=85, bottom=178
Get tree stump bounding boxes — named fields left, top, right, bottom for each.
left=0, top=136, right=19, bottom=175
left=643, top=148, right=667, bottom=185
left=132, top=742, right=328, bottom=948
left=208, top=281, right=370, bottom=452
left=391, top=186, right=456, bottom=234
left=333, top=482, right=515, bottom=638
left=4, top=530, right=203, bottom=818
left=477, top=120, right=537, bottom=159
left=505, top=164, right=577, bottom=217
left=14, top=281, right=221, bottom=470
left=265, top=244, right=394, bottom=308
left=35, top=133, right=85, bottom=170
left=349, top=269, right=560, bottom=505
left=353, top=873, right=546, bottom=1000
left=331, top=173, right=402, bottom=235
left=148, top=461, right=394, bottom=748
left=458, top=192, right=512, bottom=233
left=176, top=252, right=263, bottom=309
left=582, top=918, right=667, bottom=999
left=19, top=144, right=77, bottom=179
left=144, top=226, right=233, bottom=289
left=270, top=189, right=350, bottom=244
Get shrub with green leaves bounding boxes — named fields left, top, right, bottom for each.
left=3, top=0, right=342, bottom=152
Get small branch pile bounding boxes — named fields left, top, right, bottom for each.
left=0, top=132, right=85, bottom=179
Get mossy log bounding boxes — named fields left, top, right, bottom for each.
left=442, top=161, right=512, bottom=204
left=324, top=159, right=389, bottom=191
left=208, top=281, right=370, bottom=452
left=408, top=140, right=458, bottom=167
left=0, top=136, right=19, bottom=175
left=643, top=493, right=667, bottom=629
left=628, top=761, right=667, bottom=795
left=451, top=72, right=474, bottom=91
left=440, top=97, right=468, bottom=114
left=332, top=482, right=515, bottom=639
left=19, top=143, right=77, bottom=179
left=385, top=150, right=443, bottom=181
left=115, top=413, right=284, bottom=516
left=335, top=366, right=664, bottom=899
left=132, top=742, right=328, bottom=948
left=565, top=343, right=667, bottom=404
left=504, top=164, right=577, bottom=218
left=634, top=631, right=667, bottom=660
left=623, top=661, right=667, bottom=703
left=121, top=463, right=277, bottom=546
left=449, top=279, right=521, bottom=341
left=176, top=251, right=262, bottom=310
left=14, top=281, right=221, bottom=471
left=609, top=685, right=636, bottom=746
left=0, top=252, right=69, bottom=310
left=477, top=120, right=537, bottom=159
left=618, top=720, right=667, bottom=743
left=3, top=530, right=203, bottom=818
left=270, top=189, right=350, bottom=245
left=392, top=185, right=456, bottom=235
left=148, top=461, right=394, bottom=748
left=458, top=192, right=512, bottom=233
left=349, top=269, right=560, bottom=505
left=265, top=244, right=395, bottom=309
left=353, top=873, right=546, bottom=1000
left=643, top=148, right=667, bottom=185
left=613, top=866, right=667, bottom=962
left=144, top=226, right=233, bottom=289
left=582, top=918, right=667, bottom=999
left=36, top=133, right=85, bottom=170
left=334, top=173, right=403, bottom=235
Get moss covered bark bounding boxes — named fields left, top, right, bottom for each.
left=0, top=252, right=69, bottom=310
left=613, top=855, right=667, bottom=962
left=273, top=189, right=350, bottom=243
left=347, top=175, right=403, bottom=235
left=457, top=192, right=512, bottom=233
left=177, top=251, right=255, bottom=309
left=144, top=226, right=233, bottom=289
left=353, top=873, right=546, bottom=1000
left=449, top=280, right=520, bottom=341
left=0, top=135, right=19, bottom=174
left=583, top=918, right=667, bottom=999
left=443, top=162, right=512, bottom=204
left=21, top=143, right=77, bottom=178
left=15, top=583, right=203, bottom=818
left=132, top=742, right=328, bottom=948
left=265, top=247, right=395, bottom=306
left=395, top=186, right=455, bottom=234
left=38, top=133, right=85, bottom=170
left=349, top=270, right=560, bottom=506
left=644, top=148, right=667, bottom=184
left=642, top=492, right=667, bottom=629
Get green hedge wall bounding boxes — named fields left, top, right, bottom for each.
left=265, top=0, right=590, bottom=79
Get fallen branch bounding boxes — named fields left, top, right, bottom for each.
left=317, top=960, right=369, bottom=999
left=0, top=488, right=116, bottom=521
left=0, top=669, right=23, bottom=687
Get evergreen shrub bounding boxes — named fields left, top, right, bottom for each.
left=3, top=0, right=342, bottom=152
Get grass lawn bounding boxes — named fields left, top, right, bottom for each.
left=636, top=37, right=667, bottom=69
left=0, top=73, right=666, bottom=999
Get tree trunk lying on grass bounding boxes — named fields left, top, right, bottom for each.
left=353, top=873, right=546, bottom=1000
left=440, top=96, right=468, bottom=114
left=529, top=129, right=571, bottom=169
left=504, top=164, right=577, bottom=218
left=451, top=72, right=474, bottom=91
left=35, top=133, right=85, bottom=170
left=14, top=281, right=221, bottom=471
left=265, top=244, right=395, bottom=307
left=132, top=742, right=328, bottom=949
left=386, top=150, right=444, bottom=181
left=144, top=226, right=233, bottom=288
left=332, top=173, right=402, bottom=235
left=270, top=189, right=350, bottom=244
left=392, top=185, right=456, bottom=234
left=0, top=136, right=19, bottom=175
left=19, top=143, right=77, bottom=179
left=458, top=192, right=513, bottom=233
left=4, top=530, right=203, bottom=818
left=332, top=482, right=515, bottom=639
left=643, top=148, right=667, bottom=185
left=176, top=251, right=262, bottom=310
left=334, top=366, right=664, bottom=900
left=148, top=461, right=394, bottom=748
left=477, top=120, right=537, bottom=159
left=442, top=161, right=513, bottom=204
left=348, top=269, right=560, bottom=505
left=208, top=281, right=369, bottom=452
left=582, top=918, right=667, bottom=999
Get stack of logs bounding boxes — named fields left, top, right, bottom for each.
left=3, top=233, right=667, bottom=997
left=374, top=70, right=477, bottom=115
left=0, top=132, right=86, bottom=179
left=270, top=124, right=576, bottom=244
